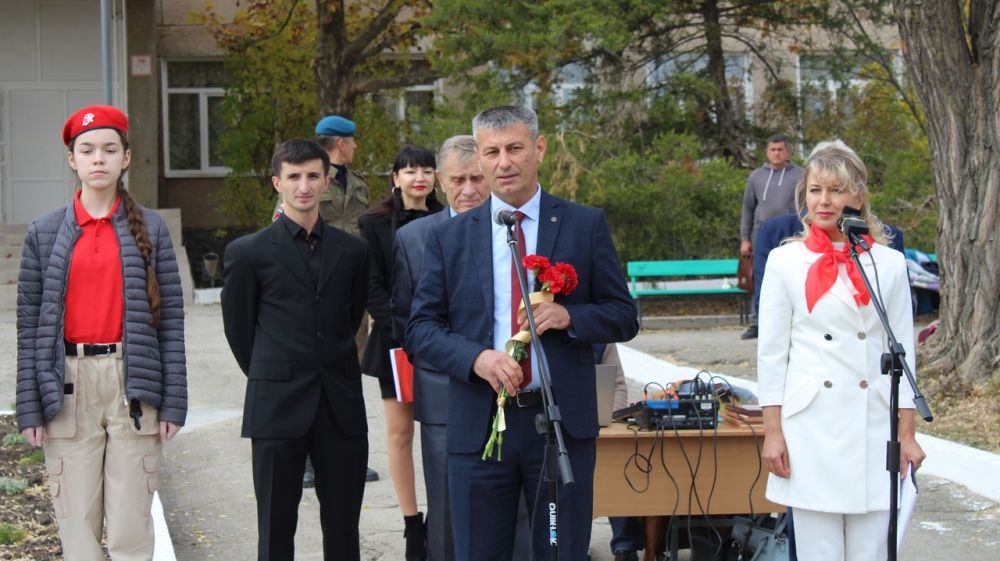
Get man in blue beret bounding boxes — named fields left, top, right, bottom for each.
left=314, top=115, right=370, bottom=234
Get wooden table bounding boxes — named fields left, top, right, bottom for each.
left=593, top=421, right=785, bottom=517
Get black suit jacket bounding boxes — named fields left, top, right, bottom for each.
left=391, top=210, right=452, bottom=424
left=221, top=219, right=370, bottom=439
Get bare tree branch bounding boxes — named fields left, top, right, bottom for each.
left=343, top=0, right=409, bottom=62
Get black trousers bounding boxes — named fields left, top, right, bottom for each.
left=251, top=389, right=368, bottom=561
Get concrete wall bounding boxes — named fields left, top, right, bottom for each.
left=126, top=0, right=159, bottom=207
left=163, top=177, right=233, bottom=230
left=157, top=0, right=235, bottom=58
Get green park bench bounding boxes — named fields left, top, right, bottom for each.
left=626, top=259, right=750, bottom=327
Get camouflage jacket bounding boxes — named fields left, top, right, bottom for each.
left=321, top=168, right=369, bottom=235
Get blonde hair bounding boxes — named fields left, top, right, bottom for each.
left=791, top=139, right=890, bottom=246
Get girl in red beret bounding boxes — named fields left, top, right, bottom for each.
left=15, top=105, right=188, bottom=561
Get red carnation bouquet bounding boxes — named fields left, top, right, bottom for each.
left=482, top=255, right=579, bottom=461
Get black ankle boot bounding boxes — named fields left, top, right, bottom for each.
left=403, top=512, right=427, bottom=561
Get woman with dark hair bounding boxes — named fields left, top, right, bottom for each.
left=15, top=105, right=187, bottom=561
left=359, top=145, right=444, bottom=560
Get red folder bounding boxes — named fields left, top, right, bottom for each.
left=390, top=347, right=414, bottom=403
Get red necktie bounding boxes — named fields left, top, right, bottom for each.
left=510, top=211, right=532, bottom=388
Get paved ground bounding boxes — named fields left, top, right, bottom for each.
left=2, top=307, right=998, bottom=560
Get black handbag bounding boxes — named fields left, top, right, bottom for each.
left=726, top=514, right=790, bottom=561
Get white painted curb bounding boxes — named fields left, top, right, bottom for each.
left=153, top=491, right=177, bottom=561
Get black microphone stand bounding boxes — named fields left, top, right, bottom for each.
left=845, top=234, right=932, bottom=561
left=506, top=221, right=574, bottom=561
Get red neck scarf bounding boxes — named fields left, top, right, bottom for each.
left=803, top=223, right=873, bottom=312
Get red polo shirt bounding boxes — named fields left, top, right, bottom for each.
left=64, top=192, right=124, bottom=344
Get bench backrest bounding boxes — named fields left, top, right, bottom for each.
left=627, top=259, right=739, bottom=278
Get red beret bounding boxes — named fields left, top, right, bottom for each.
left=63, top=105, right=128, bottom=145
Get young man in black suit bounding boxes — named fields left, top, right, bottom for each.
left=222, top=139, right=370, bottom=561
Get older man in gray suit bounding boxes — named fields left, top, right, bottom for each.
left=391, top=135, right=488, bottom=561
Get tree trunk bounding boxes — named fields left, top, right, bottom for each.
left=894, top=0, right=1000, bottom=384
left=701, top=0, right=753, bottom=166
left=315, top=0, right=358, bottom=117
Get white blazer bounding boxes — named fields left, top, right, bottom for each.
left=757, top=240, right=916, bottom=513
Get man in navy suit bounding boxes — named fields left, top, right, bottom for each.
left=406, top=106, right=639, bottom=561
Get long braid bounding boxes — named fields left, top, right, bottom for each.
left=120, top=186, right=161, bottom=326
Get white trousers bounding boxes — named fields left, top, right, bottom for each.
left=792, top=508, right=890, bottom=561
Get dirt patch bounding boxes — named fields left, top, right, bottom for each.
left=636, top=295, right=742, bottom=316
left=920, top=372, right=1000, bottom=454
left=0, top=415, right=60, bottom=561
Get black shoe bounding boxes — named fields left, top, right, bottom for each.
left=365, top=467, right=379, bottom=482
left=613, top=551, right=639, bottom=561
left=303, top=458, right=315, bottom=489
left=404, top=512, right=428, bottom=561
left=741, top=325, right=758, bottom=340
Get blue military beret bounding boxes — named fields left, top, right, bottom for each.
left=315, top=115, right=356, bottom=137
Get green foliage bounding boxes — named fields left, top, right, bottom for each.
left=0, top=477, right=28, bottom=495
left=199, top=0, right=318, bottom=229
left=1, top=432, right=27, bottom=447
left=0, top=523, right=27, bottom=545
left=581, top=134, right=746, bottom=261
left=199, top=1, right=442, bottom=226
left=18, top=448, right=44, bottom=465
left=800, top=70, right=937, bottom=250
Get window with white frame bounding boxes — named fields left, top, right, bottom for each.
left=797, top=52, right=873, bottom=114
left=505, top=63, right=589, bottom=111
left=162, top=60, right=228, bottom=176
left=373, top=81, right=440, bottom=126
left=645, top=52, right=752, bottom=112
left=553, top=63, right=590, bottom=106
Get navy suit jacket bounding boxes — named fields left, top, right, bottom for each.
left=392, top=210, right=453, bottom=425
left=406, top=191, right=639, bottom=454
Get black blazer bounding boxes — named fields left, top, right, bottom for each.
left=358, top=207, right=441, bottom=380
left=221, top=219, right=370, bottom=439
left=391, top=210, right=452, bottom=424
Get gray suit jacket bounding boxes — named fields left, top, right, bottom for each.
left=391, top=210, right=452, bottom=424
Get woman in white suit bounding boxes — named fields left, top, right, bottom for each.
left=757, top=141, right=926, bottom=561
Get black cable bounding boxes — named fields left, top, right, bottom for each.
left=741, top=417, right=764, bottom=522
left=642, top=381, right=669, bottom=400
left=667, top=402, right=725, bottom=560
left=656, top=425, right=682, bottom=520
left=693, top=371, right=730, bottom=560
left=623, top=423, right=655, bottom=493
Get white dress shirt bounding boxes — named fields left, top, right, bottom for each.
left=490, top=187, right=542, bottom=390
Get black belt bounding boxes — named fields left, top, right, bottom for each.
left=507, top=389, right=543, bottom=408
left=65, top=342, right=117, bottom=357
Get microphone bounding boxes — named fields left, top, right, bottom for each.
left=495, top=209, right=519, bottom=227
left=837, top=206, right=870, bottom=248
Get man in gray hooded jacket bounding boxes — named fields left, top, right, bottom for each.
left=739, top=134, right=804, bottom=339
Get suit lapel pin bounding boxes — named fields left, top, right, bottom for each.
left=550, top=216, right=557, bottom=223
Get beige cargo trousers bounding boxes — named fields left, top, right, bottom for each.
left=42, top=344, right=161, bottom=561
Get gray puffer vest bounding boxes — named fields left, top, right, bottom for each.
left=15, top=199, right=187, bottom=430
